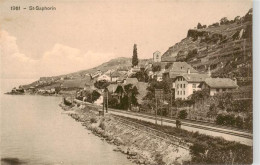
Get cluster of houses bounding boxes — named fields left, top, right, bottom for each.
left=19, top=49, right=238, bottom=104
left=87, top=50, right=238, bottom=104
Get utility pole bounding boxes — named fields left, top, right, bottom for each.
left=106, top=91, right=108, bottom=113
left=155, top=89, right=163, bottom=125
left=170, top=90, right=173, bottom=118
left=155, top=98, right=157, bottom=125
left=102, top=95, right=105, bottom=116
left=161, top=96, right=163, bottom=126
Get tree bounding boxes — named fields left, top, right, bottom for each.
left=114, top=84, right=139, bottom=110
left=234, top=16, right=241, bottom=23
left=132, top=44, right=139, bottom=67
left=92, top=90, right=101, bottom=102
left=55, top=86, right=61, bottom=94
left=178, top=110, right=188, bottom=119
left=244, top=8, right=252, bottom=22
left=115, top=85, right=124, bottom=103
left=190, top=89, right=210, bottom=104
left=84, top=90, right=101, bottom=103
left=207, top=103, right=217, bottom=118
left=131, top=70, right=149, bottom=82
left=220, top=17, right=229, bottom=25
left=197, top=23, right=203, bottom=29
left=94, top=80, right=110, bottom=89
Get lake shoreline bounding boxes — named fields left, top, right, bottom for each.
left=60, top=102, right=191, bottom=165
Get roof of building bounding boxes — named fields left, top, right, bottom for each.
left=107, top=84, right=118, bottom=93
left=111, top=71, right=121, bottom=77
left=139, top=64, right=145, bottom=68
left=161, top=56, right=176, bottom=62
left=175, top=73, right=210, bottom=83
left=117, top=66, right=129, bottom=71
left=153, top=51, right=161, bottom=54
left=118, top=74, right=128, bottom=81
left=125, top=78, right=139, bottom=84
left=166, top=62, right=198, bottom=73
left=145, top=67, right=153, bottom=72
left=202, top=78, right=238, bottom=89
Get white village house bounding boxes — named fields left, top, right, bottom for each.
left=173, top=73, right=210, bottom=100
left=111, top=71, right=121, bottom=82
left=97, top=73, right=111, bottom=82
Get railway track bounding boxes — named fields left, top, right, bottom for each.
left=109, top=109, right=253, bottom=140
left=111, top=115, right=191, bottom=150
left=76, top=99, right=253, bottom=142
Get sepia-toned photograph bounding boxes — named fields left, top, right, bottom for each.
left=0, top=0, right=254, bottom=164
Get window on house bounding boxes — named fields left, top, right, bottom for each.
left=192, top=84, right=196, bottom=88
left=180, top=84, right=182, bottom=88
left=184, top=84, right=186, bottom=88
left=177, top=91, right=179, bottom=95
left=183, top=91, right=185, bottom=95
left=193, top=89, right=196, bottom=93
left=177, top=84, right=179, bottom=89
left=180, top=91, right=182, bottom=95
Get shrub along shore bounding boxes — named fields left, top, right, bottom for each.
left=60, top=102, right=252, bottom=165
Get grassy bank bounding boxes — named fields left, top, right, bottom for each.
left=116, top=115, right=253, bottom=164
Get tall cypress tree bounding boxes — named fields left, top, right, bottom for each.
left=132, top=44, right=139, bottom=67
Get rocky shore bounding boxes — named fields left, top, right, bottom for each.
left=60, top=103, right=191, bottom=165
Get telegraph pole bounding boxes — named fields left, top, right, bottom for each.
left=155, top=89, right=163, bottom=125
left=170, top=90, right=173, bottom=118
left=102, top=95, right=105, bottom=116
left=155, top=98, right=157, bottom=125
left=106, top=91, right=108, bottom=113
left=161, top=97, right=163, bottom=126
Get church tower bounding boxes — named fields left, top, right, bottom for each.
left=153, top=51, right=161, bottom=62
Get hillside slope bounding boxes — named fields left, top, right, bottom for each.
left=161, top=8, right=252, bottom=85
left=21, top=57, right=152, bottom=89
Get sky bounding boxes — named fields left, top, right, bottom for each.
left=0, top=0, right=252, bottom=79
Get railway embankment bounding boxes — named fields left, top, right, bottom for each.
left=60, top=103, right=191, bottom=165
left=60, top=102, right=253, bottom=165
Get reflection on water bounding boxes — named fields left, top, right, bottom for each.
left=1, top=84, right=133, bottom=165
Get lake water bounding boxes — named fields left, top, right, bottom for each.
left=0, top=79, right=133, bottom=165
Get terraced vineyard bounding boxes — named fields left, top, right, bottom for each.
left=162, top=9, right=252, bottom=85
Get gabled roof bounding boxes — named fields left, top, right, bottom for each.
left=117, top=66, right=129, bottom=71
left=161, top=56, right=176, bottom=62
left=118, top=74, right=128, bottom=81
left=125, top=78, right=138, bottom=84
left=111, top=71, right=121, bottom=77
left=166, top=62, right=198, bottom=73
left=107, top=84, right=118, bottom=93
left=145, top=67, right=153, bottom=72
left=175, top=73, right=210, bottom=83
left=202, top=78, right=238, bottom=89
